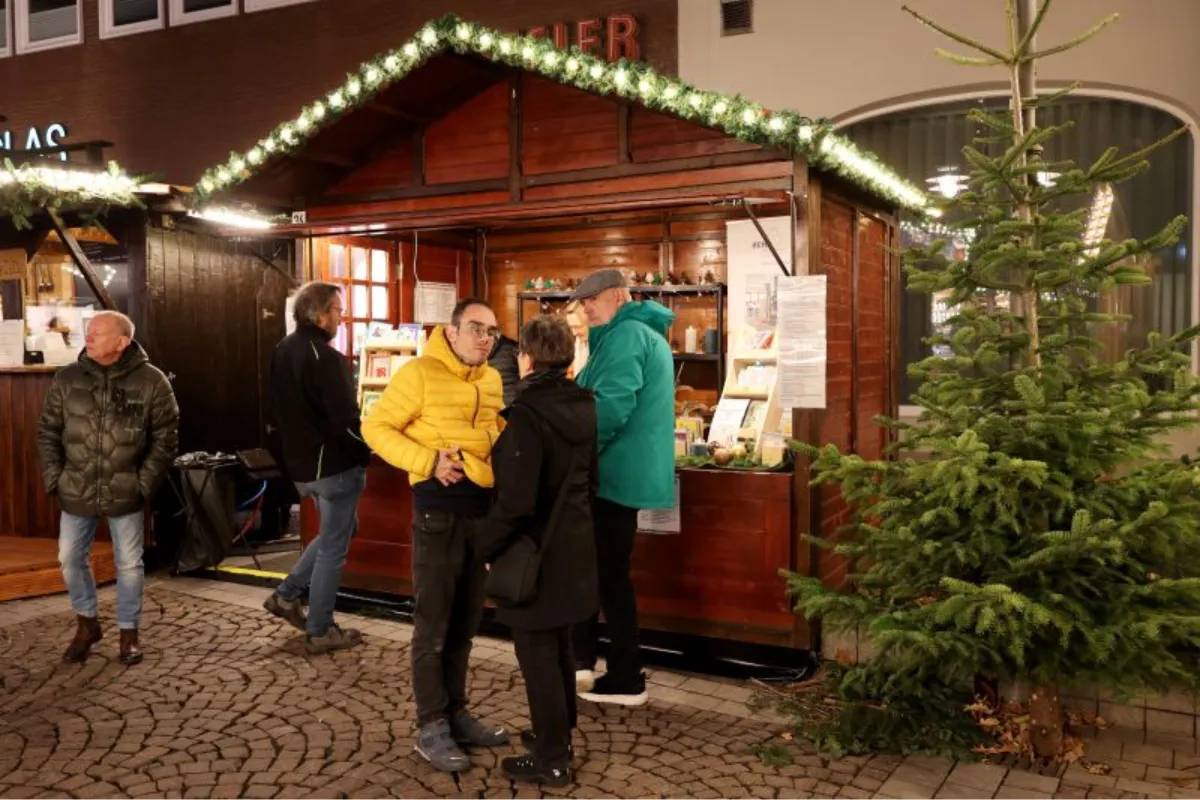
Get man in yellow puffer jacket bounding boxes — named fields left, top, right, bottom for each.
left=362, top=298, right=509, bottom=772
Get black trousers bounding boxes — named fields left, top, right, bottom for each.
left=512, top=626, right=576, bottom=769
left=571, top=498, right=642, bottom=683
left=411, top=509, right=487, bottom=727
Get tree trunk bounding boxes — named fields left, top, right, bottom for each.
left=1028, top=683, right=1064, bottom=758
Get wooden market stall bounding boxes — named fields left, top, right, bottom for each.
left=0, top=160, right=296, bottom=553
left=194, top=15, right=924, bottom=651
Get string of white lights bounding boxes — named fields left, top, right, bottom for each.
left=195, top=14, right=931, bottom=215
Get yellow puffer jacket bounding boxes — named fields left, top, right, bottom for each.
left=362, top=326, right=503, bottom=488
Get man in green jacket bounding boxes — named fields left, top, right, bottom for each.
left=571, top=269, right=676, bottom=707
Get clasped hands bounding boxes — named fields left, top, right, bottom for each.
left=434, top=448, right=465, bottom=486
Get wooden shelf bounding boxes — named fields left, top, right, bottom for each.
left=674, top=353, right=720, bottom=362
left=732, top=352, right=778, bottom=363
left=519, top=284, right=725, bottom=302
left=363, top=342, right=417, bottom=353
left=725, top=387, right=770, bottom=401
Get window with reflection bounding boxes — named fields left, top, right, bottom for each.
left=844, top=97, right=1193, bottom=403
left=318, top=238, right=395, bottom=357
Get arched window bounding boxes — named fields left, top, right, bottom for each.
left=844, top=96, right=1193, bottom=403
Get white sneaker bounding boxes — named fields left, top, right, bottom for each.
left=575, top=669, right=595, bottom=693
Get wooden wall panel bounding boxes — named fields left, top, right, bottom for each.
left=326, top=139, right=416, bottom=197
left=0, top=370, right=58, bottom=538
left=425, top=82, right=512, bottom=185
left=522, top=76, right=621, bottom=175
left=144, top=227, right=292, bottom=456
left=815, top=198, right=856, bottom=590
left=398, top=237, right=475, bottom=322
left=630, top=106, right=761, bottom=163
left=632, top=469, right=797, bottom=643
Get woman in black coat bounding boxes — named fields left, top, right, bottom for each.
left=477, top=315, right=598, bottom=788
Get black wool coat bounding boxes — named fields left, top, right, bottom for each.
left=478, top=370, right=600, bottom=631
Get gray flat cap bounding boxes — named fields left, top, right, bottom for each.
left=572, top=268, right=627, bottom=300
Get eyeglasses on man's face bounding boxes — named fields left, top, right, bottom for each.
left=460, top=321, right=502, bottom=341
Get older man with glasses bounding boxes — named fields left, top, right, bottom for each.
left=362, top=298, right=509, bottom=772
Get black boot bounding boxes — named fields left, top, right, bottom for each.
left=519, top=729, right=574, bottom=760
left=502, top=754, right=571, bottom=787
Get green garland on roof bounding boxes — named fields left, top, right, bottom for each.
left=0, top=160, right=142, bottom=230
left=195, top=14, right=931, bottom=213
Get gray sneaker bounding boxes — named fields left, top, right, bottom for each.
left=305, top=625, right=363, bottom=655
left=415, top=719, right=471, bottom=772
left=450, top=709, right=509, bottom=747
left=264, top=592, right=307, bottom=632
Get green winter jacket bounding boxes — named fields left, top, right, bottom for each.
left=37, top=342, right=179, bottom=518
left=576, top=301, right=676, bottom=510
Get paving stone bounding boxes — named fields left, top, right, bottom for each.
left=0, top=585, right=928, bottom=800
left=948, top=762, right=1006, bottom=793
left=1002, top=769, right=1060, bottom=794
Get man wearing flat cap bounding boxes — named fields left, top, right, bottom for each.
left=570, top=268, right=676, bottom=707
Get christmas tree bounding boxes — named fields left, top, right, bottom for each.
left=786, top=0, right=1200, bottom=757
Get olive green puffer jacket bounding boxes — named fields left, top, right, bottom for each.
left=37, top=342, right=179, bottom=518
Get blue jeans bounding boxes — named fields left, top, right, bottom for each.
left=59, top=511, right=145, bottom=630
left=277, top=466, right=366, bottom=637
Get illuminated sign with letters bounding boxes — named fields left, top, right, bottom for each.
left=0, top=123, right=70, bottom=162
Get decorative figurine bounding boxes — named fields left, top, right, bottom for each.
left=701, top=269, right=717, bottom=285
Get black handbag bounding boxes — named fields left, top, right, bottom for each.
left=485, top=446, right=581, bottom=608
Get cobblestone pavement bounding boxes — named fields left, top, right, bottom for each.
left=0, top=579, right=1197, bottom=799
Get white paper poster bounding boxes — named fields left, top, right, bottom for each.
left=707, top=396, right=751, bottom=448
left=726, top=216, right=793, bottom=371
left=415, top=282, right=458, bottom=325
left=777, top=275, right=827, bottom=409
left=638, top=478, right=681, bottom=534
left=0, top=320, right=24, bottom=367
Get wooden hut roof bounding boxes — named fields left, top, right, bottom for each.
left=194, top=14, right=930, bottom=215
left=0, top=162, right=142, bottom=229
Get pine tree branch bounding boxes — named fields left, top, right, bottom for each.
left=933, top=48, right=1008, bottom=67
left=902, top=4, right=1013, bottom=63
left=1026, top=14, right=1120, bottom=61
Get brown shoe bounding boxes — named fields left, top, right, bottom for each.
left=119, top=629, right=144, bottom=666
left=62, top=615, right=102, bottom=664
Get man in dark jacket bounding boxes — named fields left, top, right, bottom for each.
left=478, top=315, right=598, bottom=788
left=37, top=310, right=179, bottom=666
left=264, top=281, right=371, bottom=654
left=488, top=334, right=520, bottom=407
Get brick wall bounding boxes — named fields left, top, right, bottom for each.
left=816, top=197, right=856, bottom=589
left=0, top=0, right=676, bottom=184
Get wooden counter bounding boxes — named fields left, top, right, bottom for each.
left=302, top=458, right=806, bottom=648
left=0, top=367, right=59, bottom=538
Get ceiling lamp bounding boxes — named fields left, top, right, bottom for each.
left=927, top=166, right=969, bottom=199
